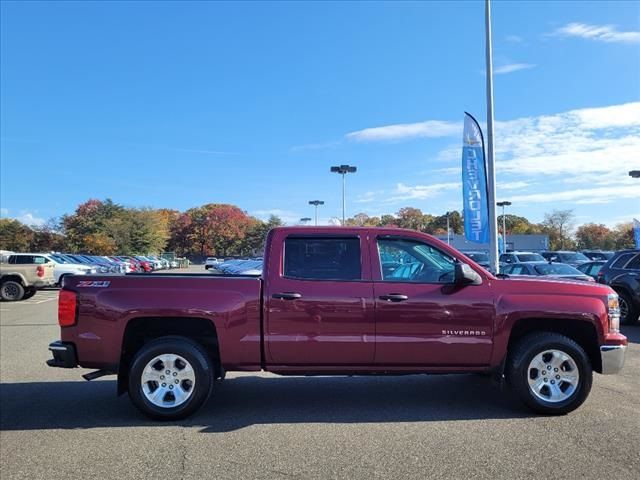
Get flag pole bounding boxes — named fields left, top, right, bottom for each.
left=485, top=0, right=499, bottom=273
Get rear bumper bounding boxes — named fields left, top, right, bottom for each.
left=32, top=279, right=56, bottom=288
left=600, top=344, right=626, bottom=374
left=46, top=341, right=78, bottom=368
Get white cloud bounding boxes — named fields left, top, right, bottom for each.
left=16, top=212, right=45, bottom=226
left=346, top=120, right=460, bottom=142
left=551, top=22, right=640, bottom=44
left=509, top=185, right=639, bottom=205
left=505, top=35, right=523, bottom=43
left=494, top=63, right=536, bottom=75
left=499, top=181, right=532, bottom=191
left=0, top=208, right=8, bottom=217
left=250, top=209, right=301, bottom=225
left=388, top=182, right=460, bottom=202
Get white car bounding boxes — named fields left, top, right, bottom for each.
left=8, top=253, right=93, bottom=285
left=205, top=257, right=221, bottom=270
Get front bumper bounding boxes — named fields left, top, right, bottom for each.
left=46, top=341, right=78, bottom=368
left=601, top=344, right=626, bottom=374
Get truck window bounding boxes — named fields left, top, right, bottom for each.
left=283, top=237, right=361, bottom=281
left=11, top=255, right=35, bottom=264
left=377, top=238, right=455, bottom=283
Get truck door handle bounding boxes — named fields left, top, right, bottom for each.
left=272, top=292, right=302, bottom=300
left=379, top=294, right=409, bottom=302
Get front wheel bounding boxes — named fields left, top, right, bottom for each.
left=507, top=332, right=592, bottom=415
left=128, top=336, right=214, bottom=420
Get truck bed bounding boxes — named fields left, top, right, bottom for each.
left=61, top=274, right=263, bottom=370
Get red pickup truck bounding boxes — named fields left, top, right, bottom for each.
left=47, top=227, right=627, bottom=420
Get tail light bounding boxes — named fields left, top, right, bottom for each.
left=37, top=266, right=45, bottom=278
left=58, top=290, right=77, bottom=327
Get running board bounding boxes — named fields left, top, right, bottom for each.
left=82, top=369, right=116, bottom=381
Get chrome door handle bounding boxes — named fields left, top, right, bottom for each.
left=379, top=294, right=409, bottom=302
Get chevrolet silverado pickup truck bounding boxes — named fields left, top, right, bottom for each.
left=47, top=227, right=627, bottom=420
left=0, top=260, right=55, bottom=301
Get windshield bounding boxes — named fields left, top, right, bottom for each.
left=50, top=254, right=69, bottom=264
left=559, top=252, right=589, bottom=262
left=516, top=253, right=545, bottom=262
left=534, top=264, right=582, bottom=275
left=466, top=252, right=489, bottom=263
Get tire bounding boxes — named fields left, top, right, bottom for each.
left=618, top=291, right=639, bottom=326
left=0, top=281, right=25, bottom=301
left=506, top=332, right=592, bottom=415
left=22, top=287, right=37, bottom=300
left=57, top=274, right=67, bottom=287
left=128, top=336, right=214, bottom=420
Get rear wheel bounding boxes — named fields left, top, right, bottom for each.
left=128, top=336, right=214, bottom=420
left=618, top=291, right=639, bottom=325
left=507, top=332, right=592, bottom=415
left=0, top=281, right=25, bottom=301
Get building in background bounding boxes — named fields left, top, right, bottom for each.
left=435, top=234, right=549, bottom=253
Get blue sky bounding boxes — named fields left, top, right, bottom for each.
left=1, top=1, right=639, bottom=227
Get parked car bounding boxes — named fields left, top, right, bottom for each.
left=0, top=258, right=55, bottom=301
left=205, top=257, right=220, bottom=270
left=501, top=262, right=594, bottom=282
left=581, top=250, right=615, bottom=261
left=461, top=251, right=491, bottom=271
left=576, top=261, right=606, bottom=280
left=541, top=251, right=590, bottom=267
left=499, top=252, right=546, bottom=265
left=8, top=253, right=93, bottom=285
left=48, top=226, right=627, bottom=420
left=597, top=249, right=640, bottom=325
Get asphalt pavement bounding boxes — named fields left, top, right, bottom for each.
left=1, top=273, right=639, bottom=480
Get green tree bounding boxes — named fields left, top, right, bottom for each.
left=0, top=218, right=34, bottom=251
left=396, top=207, right=425, bottom=231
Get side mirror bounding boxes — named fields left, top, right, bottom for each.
left=455, top=262, right=482, bottom=286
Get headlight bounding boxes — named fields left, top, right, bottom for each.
left=607, top=293, right=620, bottom=333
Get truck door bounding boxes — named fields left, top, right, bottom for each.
left=264, top=233, right=375, bottom=365
left=371, top=235, right=494, bottom=366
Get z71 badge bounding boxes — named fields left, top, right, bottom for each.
left=77, top=281, right=111, bottom=288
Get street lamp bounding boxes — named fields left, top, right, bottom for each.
left=496, top=201, right=512, bottom=252
left=445, top=211, right=451, bottom=245
left=630, top=170, right=640, bottom=178
left=300, top=217, right=312, bottom=225
left=330, top=165, right=357, bottom=225
left=308, top=200, right=325, bottom=226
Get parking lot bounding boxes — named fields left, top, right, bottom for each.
left=1, top=274, right=639, bottom=480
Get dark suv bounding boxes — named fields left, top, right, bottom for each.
left=597, top=249, right=640, bottom=325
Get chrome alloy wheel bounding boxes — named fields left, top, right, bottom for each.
left=141, top=354, right=196, bottom=408
left=527, top=349, right=580, bottom=403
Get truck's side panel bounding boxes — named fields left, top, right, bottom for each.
left=60, top=275, right=262, bottom=369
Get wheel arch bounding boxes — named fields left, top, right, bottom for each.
left=505, top=318, right=602, bottom=374
left=117, top=316, right=221, bottom=395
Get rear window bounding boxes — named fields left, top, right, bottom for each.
left=625, top=254, right=640, bottom=270
left=611, top=253, right=635, bottom=269
left=534, top=264, right=580, bottom=275
left=516, top=253, right=545, bottom=262
left=284, top=237, right=361, bottom=281
left=10, top=255, right=34, bottom=264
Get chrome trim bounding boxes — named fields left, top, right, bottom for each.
left=600, top=345, right=626, bottom=374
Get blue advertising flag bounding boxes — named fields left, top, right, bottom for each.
left=633, top=218, right=640, bottom=248
left=461, top=113, right=489, bottom=244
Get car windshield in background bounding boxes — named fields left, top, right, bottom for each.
left=50, top=254, right=70, bottom=264
left=534, top=264, right=581, bottom=275
left=561, top=252, right=589, bottom=262
left=516, top=253, right=545, bottom=262
left=467, top=253, right=489, bottom=263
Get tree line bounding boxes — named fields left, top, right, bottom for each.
left=0, top=199, right=635, bottom=255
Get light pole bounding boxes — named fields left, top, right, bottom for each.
left=497, top=201, right=511, bottom=252
left=445, top=211, right=451, bottom=245
left=330, top=165, right=357, bottom=225
left=300, top=217, right=312, bottom=225
left=308, top=200, right=325, bottom=226
left=630, top=170, right=640, bottom=178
